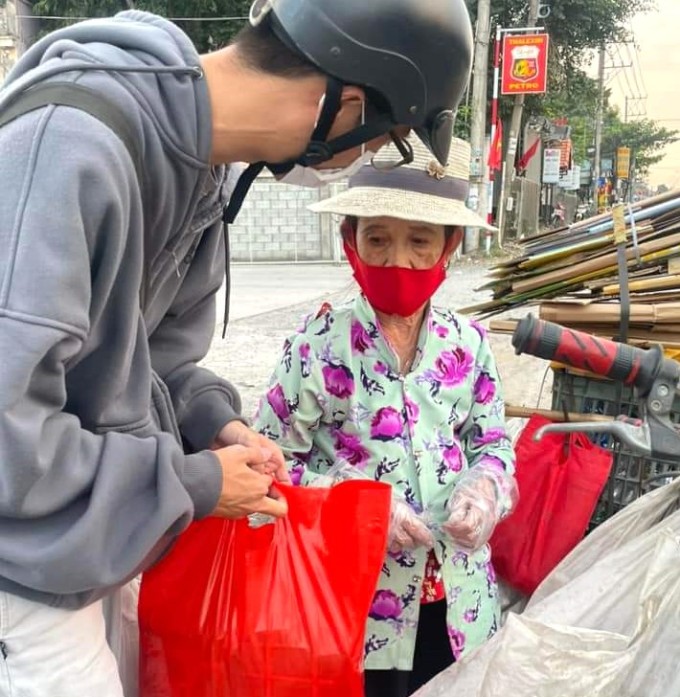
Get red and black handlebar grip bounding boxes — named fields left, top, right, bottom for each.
left=512, top=315, right=662, bottom=392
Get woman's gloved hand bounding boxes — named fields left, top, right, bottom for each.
left=388, top=498, right=435, bottom=553
left=316, top=459, right=435, bottom=553
left=442, top=463, right=518, bottom=553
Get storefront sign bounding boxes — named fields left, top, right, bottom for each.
left=543, top=148, right=561, bottom=183
left=616, top=147, right=631, bottom=180
left=501, top=33, right=550, bottom=95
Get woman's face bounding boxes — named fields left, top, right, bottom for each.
left=355, top=216, right=449, bottom=269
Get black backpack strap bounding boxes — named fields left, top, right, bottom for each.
left=0, top=81, right=142, bottom=182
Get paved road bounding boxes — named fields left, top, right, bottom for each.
left=203, top=262, right=551, bottom=418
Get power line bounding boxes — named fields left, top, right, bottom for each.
left=628, top=20, right=648, bottom=98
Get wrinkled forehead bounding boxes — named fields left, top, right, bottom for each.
left=357, top=216, right=445, bottom=236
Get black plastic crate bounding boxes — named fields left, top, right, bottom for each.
left=551, top=368, right=680, bottom=527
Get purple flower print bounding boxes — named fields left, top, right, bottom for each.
left=479, top=454, right=508, bottom=472
left=483, top=560, right=497, bottom=587
left=266, top=384, right=290, bottom=424
left=370, top=407, right=404, bottom=441
left=431, top=347, right=474, bottom=387
left=299, top=342, right=312, bottom=378
left=404, top=396, right=420, bottom=430
left=290, top=463, right=305, bottom=486
left=447, top=626, right=467, bottom=660
left=435, top=324, right=450, bottom=339
left=442, top=444, right=464, bottom=472
left=473, top=426, right=507, bottom=447
left=333, top=429, right=370, bottom=469
left=463, top=607, right=479, bottom=623
left=474, top=371, right=496, bottom=405
left=470, top=319, right=488, bottom=340
left=374, top=361, right=388, bottom=375
left=351, top=320, right=375, bottom=354
left=322, top=362, right=355, bottom=399
left=369, top=590, right=404, bottom=621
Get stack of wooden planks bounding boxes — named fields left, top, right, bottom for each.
left=463, top=190, right=680, bottom=348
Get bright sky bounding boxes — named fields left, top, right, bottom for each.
left=606, top=0, right=680, bottom=189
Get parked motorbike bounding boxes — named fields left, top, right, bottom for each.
left=574, top=202, right=590, bottom=222
left=549, top=202, right=566, bottom=228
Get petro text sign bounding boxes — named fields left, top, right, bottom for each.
left=501, top=33, right=550, bottom=95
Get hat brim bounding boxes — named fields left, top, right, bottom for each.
left=309, top=186, right=497, bottom=231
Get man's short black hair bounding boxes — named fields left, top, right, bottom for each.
left=232, top=21, right=322, bottom=79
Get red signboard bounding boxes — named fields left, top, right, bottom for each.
left=501, top=33, right=549, bottom=95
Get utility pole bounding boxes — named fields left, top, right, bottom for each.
left=593, top=44, right=606, bottom=207
left=497, top=0, right=540, bottom=244
left=467, top=0, right=492, bottom=253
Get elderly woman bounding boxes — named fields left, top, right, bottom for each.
left=254, top=136, right=517, bottom=697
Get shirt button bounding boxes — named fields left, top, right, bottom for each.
left=413, top=575, right=422, bottom=583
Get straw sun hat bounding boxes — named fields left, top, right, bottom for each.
left=309, top=135, right=495, bottom=230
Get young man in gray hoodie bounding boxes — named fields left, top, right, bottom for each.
left=0, top=0, right=473, bottom=693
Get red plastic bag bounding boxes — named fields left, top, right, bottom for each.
left=490, top=415, right=613, bottom=595
left=139, top=480, right=391, bottom=697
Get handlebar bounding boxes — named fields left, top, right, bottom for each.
left=512, top=315, right=663, bottom=395
left=512, top=314, right=680, bottom=461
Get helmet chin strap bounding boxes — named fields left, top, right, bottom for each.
left=219, top=77, right=394, bottom=339
left=224, top=77, right=393, bottom=224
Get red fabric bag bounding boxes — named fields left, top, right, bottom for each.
left=139, top=480, right=391, bottom=697
left=490, top=415, right=613, bottom=595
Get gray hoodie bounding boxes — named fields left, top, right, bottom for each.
left=0, top=11, right=242, bottom=608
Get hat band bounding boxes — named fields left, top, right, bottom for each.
left=348, top=167, right=470, bottom=202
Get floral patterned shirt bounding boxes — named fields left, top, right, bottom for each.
left=254, top=295, right=515, bottom=671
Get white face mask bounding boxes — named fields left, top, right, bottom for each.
left=276, top=149, right=374, bottom=188
left=276, top=97, right=373, bottom=188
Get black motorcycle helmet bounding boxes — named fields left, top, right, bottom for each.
left=249, top=0, right=474, bottom=169
left=224, top=0, right=473, bottom=226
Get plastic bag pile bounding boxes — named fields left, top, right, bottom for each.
left=414, top=477, right=680, bottom=697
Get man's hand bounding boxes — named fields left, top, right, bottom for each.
left=210, top=444, right=288, bottom=519
left=215, top=421, right=291, bottom=484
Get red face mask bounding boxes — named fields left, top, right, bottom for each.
left=342, top=225, right=449, bottom=317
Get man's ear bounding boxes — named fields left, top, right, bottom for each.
left=337, top=85, right=365, bottom=120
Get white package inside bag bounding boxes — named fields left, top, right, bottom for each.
left=413, top=477, right=680, bottom=697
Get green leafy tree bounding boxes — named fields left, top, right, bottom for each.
left=461, top=0, right=654, bottom=135
left=31, top=0, right=251, bottom=50
left=601, top=109, right=679, bottom=175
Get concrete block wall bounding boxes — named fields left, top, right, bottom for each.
left=229, top=172, right=348, bottom=262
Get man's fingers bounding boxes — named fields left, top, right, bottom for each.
left=256, top=495, right=288, bottom=519
left=267, top=446, right=286, bottom=469
left=267, top=486, right=286, bottom=501
left=272, top=462, right=292, bottom=484
left=217, top=444, right=270, bottom=466
left=250, top=462, right=271, bottom=475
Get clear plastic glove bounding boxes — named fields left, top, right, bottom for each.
left=443, top=464, right=518, bottom=553
left=388, top=498, right=435, bottom=553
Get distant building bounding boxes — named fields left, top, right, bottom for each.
left=0, top=0, right=37, bottom=79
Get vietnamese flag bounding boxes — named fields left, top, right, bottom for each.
left=488, top=119, right=503, bottom=171
left=517, top=135, right=540, bottom=172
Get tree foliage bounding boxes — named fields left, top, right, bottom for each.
left=29, top=0, right=678, bottom=178
left=31, top=0, right=250, bottom=50
left=601, top=110, right=679, bottom=175
left=459, top=0, right=675, bottom=181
